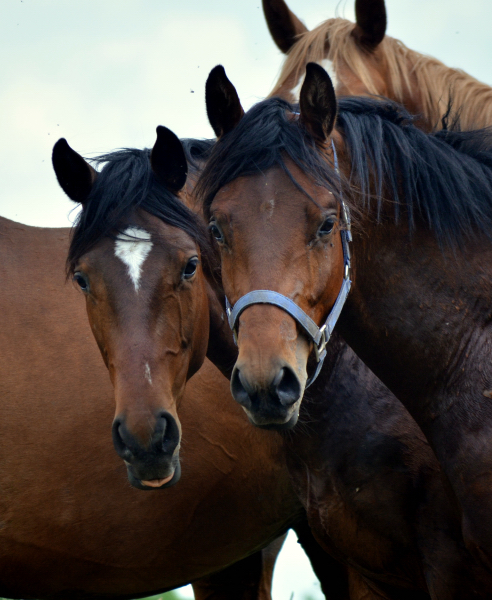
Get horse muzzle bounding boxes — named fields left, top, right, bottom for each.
left=126, top=460, right=182, bottom=491
left=230, top=363, right=302, bottom=429
left=112, top=410, right=182, bottom=490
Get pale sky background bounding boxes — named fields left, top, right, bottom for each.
left=2, top=1, right=491, bottom=598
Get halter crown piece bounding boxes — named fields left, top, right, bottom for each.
left=225, top=138, right=352, bottom=388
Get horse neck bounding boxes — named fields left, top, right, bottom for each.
left=179, top=176, right=238, bottom=377
left=205, top=277, right=237, bottom=379
left=338, top=218, right=492, bottom=440
left=297, top=332, right=400, bottom=426
left=402, top=49, right=492, bottom=130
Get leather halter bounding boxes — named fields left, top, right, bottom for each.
left=225, top=139, right=352, bottom=388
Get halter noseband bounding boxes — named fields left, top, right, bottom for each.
left=225, top=139, right=352, bottom=388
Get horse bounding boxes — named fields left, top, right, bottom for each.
left=52, top=125, right=443, bottom=600
left=196, top=63, right=492, bottom=594
left=50, top=126, right=353, bottom=599
left=263, top=0, right=492, bottom=130
left=0, top=130, right=331, bottom=600
left=53, top=121, right=455, bottom=600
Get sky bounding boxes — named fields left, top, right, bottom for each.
left=2, top=0, right=492, bottom=598
left=2, top=0, right=491, bottom=228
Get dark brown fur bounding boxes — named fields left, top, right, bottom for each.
left=199, top=65, right=492, bottom=597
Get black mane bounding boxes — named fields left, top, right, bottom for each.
left=196, top=97, right=343, bottom=218
left=181, top=137, right=214, bottom=173
left=197, top=96, right=492, bottom=245
left=67, top=139, right=215, bottom=274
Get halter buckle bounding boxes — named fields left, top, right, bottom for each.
left=314, top=324, right=328, bottom=363
left=225, top=304, right=238, bottom=345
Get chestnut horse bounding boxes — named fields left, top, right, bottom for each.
left=0, top=127, right=330, bottom=600
left=50, top=127, right=353, bottom=599
left=197, top=64, right=492, bottom=594
left=263, top=0, right=492, bottom=130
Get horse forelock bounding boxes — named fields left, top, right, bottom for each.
left=269, top=19, right=405, bottom=100
left=67, top=144, right=214, bottom=276
left=269, top=17, right=492, bottom=131
left=196, top=97, right=343, bottom=220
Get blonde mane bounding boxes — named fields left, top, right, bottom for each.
left=269, top=18, right=492, bottom=130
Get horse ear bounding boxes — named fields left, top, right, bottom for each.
left=299, top=63, right=337, bottom=142
left=352, top=0, right=387, bottom=50
left=151, top=126, right=188, bottom=192
left=205, top=65, right=244, bottom=138
left=52, top=138, right=96, bottom=203
left=262, top=0, right=308, bottom=54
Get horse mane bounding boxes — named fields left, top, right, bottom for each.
left=67, top=140, right=215, bottom=275
left=338, top=97, right=492, bottom=244
left=181, top=138, right=214, bottom=173
left=269, top=18, right=492, bottom=130
left=197, top=96, right=492, bottom=247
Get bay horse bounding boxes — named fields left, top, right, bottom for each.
left=0, top=213, right=295, bottom=600
left=263, top=0, right=492, bottom=130
left=197, top=63, right=492, bottom=594
left=0, top=130, right=331, bottom=600
left=52, top=127, right=444, bottom=599
left=50, top=127, right=352, bottom=599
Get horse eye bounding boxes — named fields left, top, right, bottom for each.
left=209, top=222, right=224, bottom=243
left=318, top=218, right=335, bottom=236
left=73, top=272, right=88, bottom=291
left=182, top=257, right=199, bottom=280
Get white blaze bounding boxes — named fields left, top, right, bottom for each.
left=319, top=58, right=338, bottom=90
left=114, top=227, right=153, bottom=291
left=291, top=59, right=338, bottom=101
left=291, top=73, right=305, bottom=102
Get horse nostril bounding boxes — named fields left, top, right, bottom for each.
left=231, top=368, right=253, bottom=409
left=155, top=411, right=180, bottom=455
left=111, top=418, right=133, bottom=461
left=274, top=366, right=301, bottom=407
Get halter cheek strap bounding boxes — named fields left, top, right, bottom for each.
left=225, top=140, right=352, bottom=388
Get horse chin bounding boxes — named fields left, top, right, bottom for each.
left=245, top=407, right=300, bottom=431
left=126, top=460, right=182, bottom=491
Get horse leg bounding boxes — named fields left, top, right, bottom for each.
left=191, top=534, right=286, bottom=600
left=347, top=569, right=393, bottom=600
left=292, top=520, right=350, bottom=600
left=293, top=522, right=421, bottom=600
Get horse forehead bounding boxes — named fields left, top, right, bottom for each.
left=214, top=168, right=317, bottom=213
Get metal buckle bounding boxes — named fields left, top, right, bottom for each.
left=225, top=305, right=238, bottom=346
left=314, top=324, right=328, bottom=362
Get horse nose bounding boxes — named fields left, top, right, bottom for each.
left=231, top=364, right=301, bottom=416
left=112, top=410, right=180, bottom=467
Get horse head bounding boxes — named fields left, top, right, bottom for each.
left=53, top=127, right=214, bottom=489
left=200, top=64, right=347, bottom=429
left=264, top=0, right=388, bottom=103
